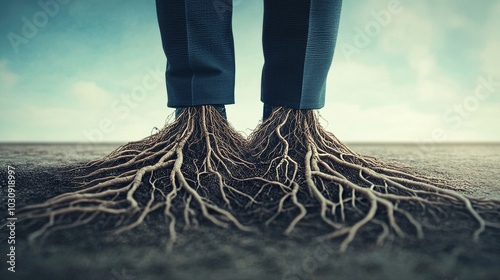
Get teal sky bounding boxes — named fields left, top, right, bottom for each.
left=0, top=0, right=499, bottom=143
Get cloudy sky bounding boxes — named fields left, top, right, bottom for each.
left=0, top=0, right=499, bottom=143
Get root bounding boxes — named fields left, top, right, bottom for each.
left=11, top=106, right=500, bottom=253
left=248, top=108, right=500, bottom=252
left=17, top=106, right=254, bottom=250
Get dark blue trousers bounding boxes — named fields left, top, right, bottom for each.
left=156, top=0, right=342, bottom=109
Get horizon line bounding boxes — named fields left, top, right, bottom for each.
left=1, top=141, right=499, bottom=145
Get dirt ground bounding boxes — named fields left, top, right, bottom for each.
left=0, top=143, right=499, bottom=280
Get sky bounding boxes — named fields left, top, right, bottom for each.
left=0, top=0, right=499, bottom=144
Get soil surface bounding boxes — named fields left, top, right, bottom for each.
left=0, top=143, right=499, bottom=280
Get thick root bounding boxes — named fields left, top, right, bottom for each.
left=12, top=106, right=500, bottom=252
left=18, top=106, right=254, bottom=250
left=247, top=108, right=500, bottom=252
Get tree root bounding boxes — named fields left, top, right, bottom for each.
left=17, top=106, right=254, bottom=250
left=12, top=106, right=500, bottom=252
left=247, top=108, right=500, bottom=252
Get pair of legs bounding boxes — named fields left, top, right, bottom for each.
left=156, top=0, right=343, bottom=119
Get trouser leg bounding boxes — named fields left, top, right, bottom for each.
left=261, top=0, right=343, bottom=109
left=156, top=0, right=236, bottom=107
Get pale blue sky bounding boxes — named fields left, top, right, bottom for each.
left=0, top=0, right=499, bottom=143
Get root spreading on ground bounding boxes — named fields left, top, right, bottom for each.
left=14, top=106, right=500, bottom=252
left=18, top=106, right=254, bottom=250
left=247, top=108, right=500, bottom=252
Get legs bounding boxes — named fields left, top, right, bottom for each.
left=156, top=0, right=343, bottom=119
left=261, top=0, right=343, bottom=114
left=156, top=0, right=235, bottom=108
